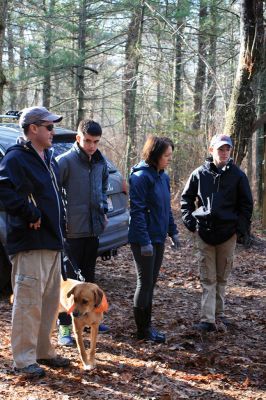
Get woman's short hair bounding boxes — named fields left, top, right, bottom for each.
left=142, top=135, right=174, bottom=167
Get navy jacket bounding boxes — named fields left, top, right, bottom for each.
left=128, top=161, right=178, bottom=246
left=0, top=142, right=64, bottom=254
left=181, top=158, right=253, bottom=245
left=56, top=143, right=109, bottom=238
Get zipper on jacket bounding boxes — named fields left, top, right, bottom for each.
left=33, top=148, right=64, bottom=246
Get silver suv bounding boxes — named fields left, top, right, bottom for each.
left=0, top=122, right=129, bottom=290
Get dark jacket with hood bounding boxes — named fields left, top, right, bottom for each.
left=128, top=161, right=178, bottom=246
left=0, top=141, right=64, bottom=255
left=56, top=142, right=109, bottom=238
left=180, top=157, right=253, bottom=245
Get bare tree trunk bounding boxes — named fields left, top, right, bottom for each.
left=18, top=26, right=27, bottom=110
left=254, top=24, right=266, bottom=217
left=0, top=0, right=8, bottom=113
left=224, top=0, right=264, bottom=166
left=76, top=0, right=87, bottom=127
left=7, top=10, right=16, bottom=110
left=124, top=1, right=144, bottom=171
left=205, top=0, right=217, bottom=137
left=155, top=32, right=163, bottom=128
left=192, top=0, right=208, bottom=130
left=172, top=0, right=186, bottom=116
left=43, top=0, right=56, bottom=108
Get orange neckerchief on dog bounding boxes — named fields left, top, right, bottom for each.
left=94, top=292, right=108, bottom=313
left=67, top=292, right=108, bottom=315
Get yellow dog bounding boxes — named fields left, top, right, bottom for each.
left=60, top=278, right=108, bottom=370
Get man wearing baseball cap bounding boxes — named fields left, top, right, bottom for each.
left=181, top=134, right=253, bottom=332
left=0, top=106, right=70, bottom=377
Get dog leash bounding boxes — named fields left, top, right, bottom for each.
left=62, top=242, right=85, bottom=282
left=62, top=253, right=85, bottom=282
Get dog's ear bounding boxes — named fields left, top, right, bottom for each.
left=67, top=286, right=76, bottom=298
left=94, top=287, right=103, bottom=308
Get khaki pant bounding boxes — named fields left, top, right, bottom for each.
left=10, top=250, right=61, bottom=368
left=194, top=233, right=236, bottom=323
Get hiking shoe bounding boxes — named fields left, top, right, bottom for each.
left=216, top=316, right=232, bottom=327
left=58, top=324, right=74, bottom=346
left=193, top=321, right=217, bottom=332
left=14, top=363, right=45, bottom=378
left=98, top=323, right=110, bottom=334
left=37, top=356, right=70, bottom=368
left=138, top=327, right=166, bottom=343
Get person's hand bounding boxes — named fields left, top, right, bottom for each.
left=104, top=214, right=109, bottom=227
left=170, top=234, right=180, bottom=249
left=141, top=243, right=153, bottom=256
left=29, top=218, right=41, bottom=230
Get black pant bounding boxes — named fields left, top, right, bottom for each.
left=66, top=236, right=99, bottom=283
left=131, top=243, right=165, bottom=309
left=59, top=236, right=99, bottom=326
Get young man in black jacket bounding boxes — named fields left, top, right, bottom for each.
left=181, top=134, right=253, bottom=332
left=0, top=107, right=70, bottom=377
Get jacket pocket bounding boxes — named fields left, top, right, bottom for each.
left=14, top=274, right=38, bottom=306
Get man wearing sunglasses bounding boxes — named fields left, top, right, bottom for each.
left=0, top=106, right=70, bottom=378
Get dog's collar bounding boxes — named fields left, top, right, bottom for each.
left=67, top=304, right=75, bottom=315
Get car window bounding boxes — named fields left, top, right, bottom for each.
left=52, top=142, right=73, bottom=158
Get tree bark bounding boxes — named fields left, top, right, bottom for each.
left=206, top=0, right=217, bottom=136
left=18, top=25, right=27, bottom=110
left=43, top=0, right=56, bottom=109
left=224, top=0, right=264, bottom=166
left=7, top=10, right=16, bottom=110
left=192, top=0, right=208, bottom=130
left=0, top=0, right=8, bottom=113
left=172, top=0, right=185, bottom=118
left=76, top=0, right=87, bottom=127
left=124, top=1, right=144, bottom=171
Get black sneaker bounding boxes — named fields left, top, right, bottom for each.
left=14, top=363, right=45, bottom=378
left=193, top=321, right=217, bottom=332
left=37, top=356, right=70, bottom=368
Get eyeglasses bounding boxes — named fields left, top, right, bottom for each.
left=37, top=124, right=54, bottom=131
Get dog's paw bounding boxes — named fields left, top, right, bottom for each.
left=83, top=363, right=95, bottom=371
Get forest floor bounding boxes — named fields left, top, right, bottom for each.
left=0, top=217, right=265, bottom=400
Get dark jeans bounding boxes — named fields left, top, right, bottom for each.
left=59, top=236, right=99, bottom=326
left=131, top=243, right=165, bottom=309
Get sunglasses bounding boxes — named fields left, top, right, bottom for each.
left=37, top=124, right=54, bottom=131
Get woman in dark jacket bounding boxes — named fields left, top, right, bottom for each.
left=128, top=136, right=179, bottom=343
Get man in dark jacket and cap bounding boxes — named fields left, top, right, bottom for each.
left=181, top=134, right=253, bottom=332
left=0, top=106, right=70, bottom=377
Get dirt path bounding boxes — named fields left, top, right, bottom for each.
left=0, top=222, right=265, bottom=399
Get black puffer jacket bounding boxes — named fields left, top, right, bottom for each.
left=0, top=142, right=64, bottom=254
left=180, top=158, right=253, bottom=245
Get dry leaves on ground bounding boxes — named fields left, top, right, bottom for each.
left=0, top=218, right=265, bottom=400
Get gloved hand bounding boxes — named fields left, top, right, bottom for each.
left=237, top=233, right=252, bottom=248
left=141, top=243, right=153, bottom=256
left=170, top=234, right=180, bottom=249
